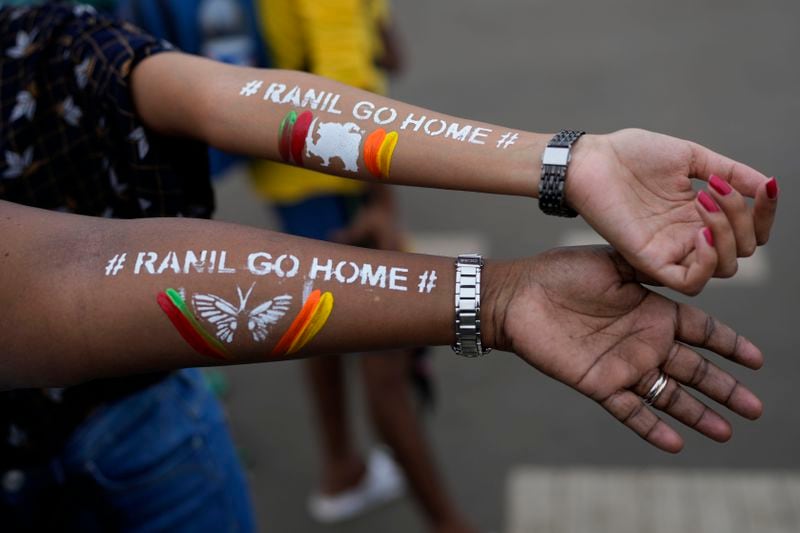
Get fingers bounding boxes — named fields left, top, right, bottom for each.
left=682, top=175, right=777, bottom=282
left=754, top=177, right=779, bottom=245
left=689, top=141, right=770, bottom=197
left=707, top=175, right=757, bottom=257
left=689, top=143, right=779, bottom=268
left=634, top=369, right=732, bottom=442
left=601, top=390, right=684, bottom=453
left=695, top=190, right=739, bottom=277
left=659, top=226, right=717, bottom=295
left=600, top=348, right=763, bottom=453
left=662, top=343, right=763, bottom=420
left=675, top=302, right=764, bottom=369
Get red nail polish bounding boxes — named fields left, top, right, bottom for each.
left=698, top=190, right=720, bottom=213
left=766, top=177, right=778, bottom=200
left=703, top=227, right=714, bottom=246
left=709, top=175, right=732, bottom=195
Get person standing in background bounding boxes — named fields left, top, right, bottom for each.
left=252, top=1, right=479, bottom=531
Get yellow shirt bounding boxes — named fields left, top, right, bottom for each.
left=251, top=0, right=388, bottom=203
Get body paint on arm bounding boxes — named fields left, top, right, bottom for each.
left=363, top=128, right=399, bottom=178
left=191, top=284, right=292, bottom=343
left=106, top=250, right=437, bottom=296
left=271, top=289, right=322, bottom=357
left=103, top=245, right=435, bottom=360
left=278, top=109, right=363, bottom=174
left=278, top=110, right=297, bottom=161
left=157, top=289, right=229, bottom=360
left=271, top=289, right=334, bottom=358
left=279, top=114, right=400, bottom=179
left=244, top=80, right=519, bottom=152
left=156, top=283, right=295, bottom=360
left=287, top=291, right=333, bottom=354
left=291, top=110, right=313, bottom=165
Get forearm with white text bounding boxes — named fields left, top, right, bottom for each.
left=1, top=207, right=474, bottom=387
left=133, top=54, right=550, bottom=198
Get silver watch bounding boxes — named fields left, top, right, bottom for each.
left=539, top=130, right=585, bottom=217
left=451, top=254, right=491, bottom=357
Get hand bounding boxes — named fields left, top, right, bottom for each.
left=567, top=129, right=778, bottom=295
left=484, top=246, right=764, bottom=453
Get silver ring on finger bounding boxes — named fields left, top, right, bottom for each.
left=643, top=371, right=669, bottom=406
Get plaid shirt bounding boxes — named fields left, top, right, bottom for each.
left=0, top=3, right=214, bottom=466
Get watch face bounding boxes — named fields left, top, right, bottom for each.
left=542, top=146, right=570, bottom=166
left=459, top=256, right=482, bottom=265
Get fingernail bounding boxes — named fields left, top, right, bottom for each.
left=766, top=177, right=778, bottom=200
left=703, top=227, right=714, bottom=246
left=709, top=175, right=732, bottom=195
left=698, top=190, right=720, bottom=213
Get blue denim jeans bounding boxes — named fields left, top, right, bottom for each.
left=1, top=369, right=256, bottom=532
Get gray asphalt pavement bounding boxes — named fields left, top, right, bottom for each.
left=211, top=1, right=800, bottom=531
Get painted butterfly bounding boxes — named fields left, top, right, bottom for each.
left=192, top=283, right=292, bottom=343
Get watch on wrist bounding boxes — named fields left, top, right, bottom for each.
left=538, top=129, right=585, bottom=218
left=451, top=253, right=491, bottom=358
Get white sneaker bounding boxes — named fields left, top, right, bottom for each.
left=308, top=448, right=405, bottom=523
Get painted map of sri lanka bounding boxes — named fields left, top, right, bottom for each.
left=305, top=118, right=363, bottom=173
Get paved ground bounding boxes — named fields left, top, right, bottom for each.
left=507, top=468, right=800, bottom=533
left=211, top=1, right=800, bottom=531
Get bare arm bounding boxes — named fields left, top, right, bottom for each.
left=130, top=53, right=778, bottom=295
left=0, top=200, right=457, bottom=389
left=0, top=200, right=765, bottom=452
left=132, top=53, right=540, bottom=196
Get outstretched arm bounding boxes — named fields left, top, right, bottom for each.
left=131, top=53, right=778, bottom=295
left=0, top=200, right=455, bottom=388
left=494, top=246, right=764, bottom=453
left=0, top=201, right=763, bottom=452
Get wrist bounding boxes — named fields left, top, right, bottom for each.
left=479, top=259, right=521, bottom=352
left=481, top=132, right=549, bottom=198
left=562, top=133, right=604, bottom=214
left=522, top=131, right=590, bottom=200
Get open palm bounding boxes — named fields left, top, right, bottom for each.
left=494, top=246, right=764, bottom=452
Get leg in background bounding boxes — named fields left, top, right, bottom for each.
left=361, top=350, right=477, bottom=533
left=304, top=354, right=366, bottom=494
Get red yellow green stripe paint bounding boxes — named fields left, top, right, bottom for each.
left=291, top=110, right=314, bottom=165
left=363, top=128, right=398, bottom=178
left=363, top=128, right=385, bottom=176
left=156, top=288, right=229, bottom=360
left=378, top=132, right=398, bottom=176
left=271, top=289, right=334, bottom=357
left=271, top=289, right=321, bottom=357
left=278, top=109, right=313, bottom=166
left=288, top=291, right=334, bottom=354
left=278, top=110, right=297, bottom=162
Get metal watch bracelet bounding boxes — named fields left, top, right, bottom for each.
left=538, top=129, right=585, bottom=217
left=451, top=254, right=491, bottom=357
